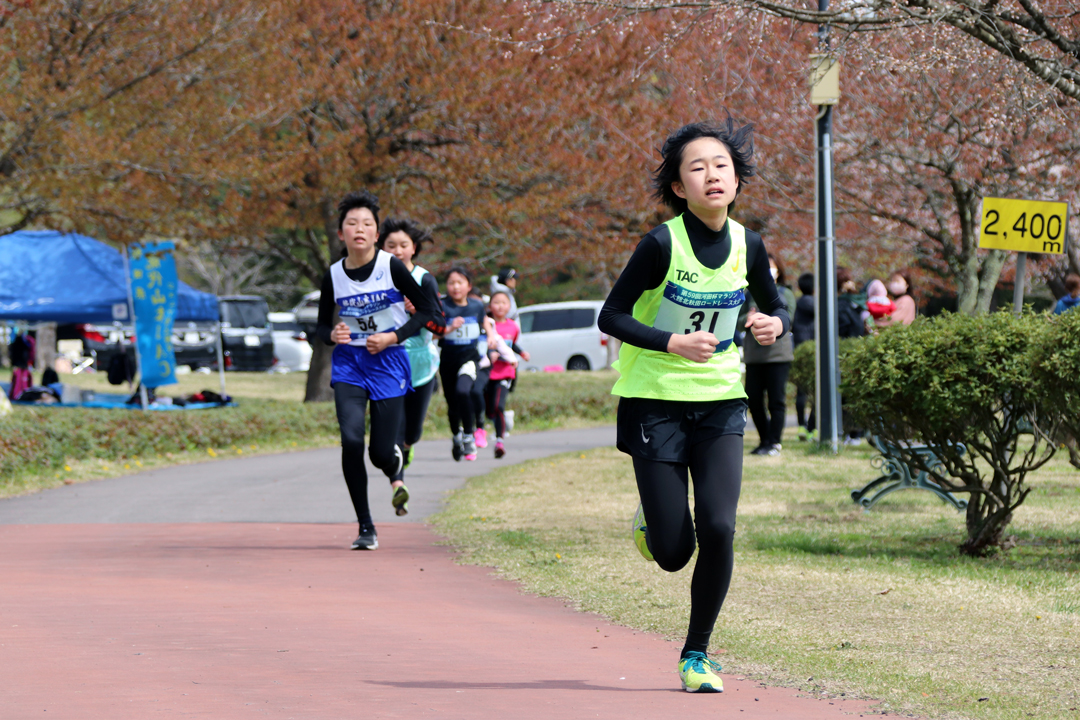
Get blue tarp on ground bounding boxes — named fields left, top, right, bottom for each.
left=0, top=230, right=218, bottom=323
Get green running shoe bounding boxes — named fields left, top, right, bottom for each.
left=403, top=445, right=414, bottom=470
left=392, top=485, right=410, bottom=517
left=678, top=651, right=723, bottom=693
left=631, top=504, right=654, bottom=562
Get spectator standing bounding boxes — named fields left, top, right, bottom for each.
left=743, top=254, right=796, bottom=456
left=490, top=267, right=519, bottom=321
left=836, top=267, right=867, bottom=340
left=791, top=272, right=815, bottom=440
left=1053, top=273, right=1080, bottom=315
left=836, top=267, right=867, bottom=446
left=877, top=270, right=916, bottom=326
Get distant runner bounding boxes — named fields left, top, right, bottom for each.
left=378, top=217, right=447, bottom=515
left=316, top=192, right=440, bottom=550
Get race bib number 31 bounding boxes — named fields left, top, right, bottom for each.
left=653, top=283, right=745, bottom=352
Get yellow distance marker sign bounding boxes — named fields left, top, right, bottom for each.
left=980, top=197, right=1069, bottom=255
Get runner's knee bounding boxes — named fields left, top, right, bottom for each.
left=368, top=443, right=402, bottom=474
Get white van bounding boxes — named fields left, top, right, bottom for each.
left=516, top=301, right=608, bottom=372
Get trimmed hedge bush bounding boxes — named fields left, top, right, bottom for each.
left=839, top=311, right=1069, bottom=555
left=0, top=400, right=340, bottom=487
left=0, top=371, right=620, bottom=495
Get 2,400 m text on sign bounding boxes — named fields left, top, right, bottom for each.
left=979, top=197, right=1069, bottom=255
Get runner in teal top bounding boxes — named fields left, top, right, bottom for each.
left=378, top=218, right=446, bottom=514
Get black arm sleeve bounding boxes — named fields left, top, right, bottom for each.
left=744, top=233, right=791, bottom=337
left=316, top=272, right=336, bottom=346
left=418, top=272, right=450, bottom=335
left=597, top=234, right=672, bottom=353
left=511, top=341, right=525, bottom=355
left=390, top=258, right=436, bottom=343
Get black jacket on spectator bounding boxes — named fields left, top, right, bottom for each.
left=837, top=295, right=867, bottom=339
left=792, top=295, right=815, bottom=347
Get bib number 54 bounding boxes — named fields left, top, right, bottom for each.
left=355, top=316, right=378, bottom=333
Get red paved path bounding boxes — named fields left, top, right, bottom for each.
left=2, top=523, right=880, bottom=719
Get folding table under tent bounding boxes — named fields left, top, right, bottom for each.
left=0, top=230, right=227, bottom=405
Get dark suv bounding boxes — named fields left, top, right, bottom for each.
left=218, top=295, right=275, bottom=371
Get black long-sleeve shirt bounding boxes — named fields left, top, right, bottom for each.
left=316, top=254, right=444, bottom=346
left=598, top=211, right=790, bottom=352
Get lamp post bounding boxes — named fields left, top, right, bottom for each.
left=811, top=10, right=842, bottom=453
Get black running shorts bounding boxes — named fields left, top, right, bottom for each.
left=616, top=396, right=748, bottom=464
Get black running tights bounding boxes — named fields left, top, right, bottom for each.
left=634, top=434, right=743, bottom=656
left=334, top=383, right=405, bottom=527
left=744, top=362, right=790, bottom=447
left=402, top=376, right=436, bottom=447
left=472, top=367, right=489, bottom=430
left=484, top=378, right=512, bottom=439
left=439, top=361, right=476, bottom=435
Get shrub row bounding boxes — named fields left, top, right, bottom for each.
left=0, top=400, right=340, bottom=484
left=0, top=371, right=621, bottom=491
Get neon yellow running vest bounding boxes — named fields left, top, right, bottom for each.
left=611, top=214, right=748, bottom=401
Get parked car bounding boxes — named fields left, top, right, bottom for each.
left=268, top=311, right=312, bottom=372
left=292, top=290, right=320, bottom=332
left=516, top=300, right=608, bottom=372
left=218, top=295, right=275, bottom=371
left=60, top=322, right=217, bottom=372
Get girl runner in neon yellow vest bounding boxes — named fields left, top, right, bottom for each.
left=598, top=120, right=791, bottom=693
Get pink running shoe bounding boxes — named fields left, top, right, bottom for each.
left=474, top=427, right=488, bottom=449
left=494, top=441, right=505, bottom=459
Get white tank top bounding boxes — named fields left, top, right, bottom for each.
left=330, top=252, right=409, bottom=347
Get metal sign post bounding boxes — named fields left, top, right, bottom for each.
left=811, top=10, right=842, bottom=452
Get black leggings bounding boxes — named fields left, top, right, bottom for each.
left=402, top=376, right=436, bottom=447
left=744, top=362, right=791, bottom=447
left=334, top=383, right=405, bottom=527
left=484, top=378, right=512, bottom=439
left=795, top=386, right=810, bottom=429
left=439, top=360, right=477, bottom=435
left=634, top=434, right=743, bottom=656
left=472, top=367, right=490, bottom=430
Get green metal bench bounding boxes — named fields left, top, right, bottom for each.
left=851, top=435, right=968, bottom=511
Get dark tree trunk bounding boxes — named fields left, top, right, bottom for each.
left=304, top=340, right=335, bottom=403
left=960, top=489, right=1013, bottom=556
left=303, top=198, right=345, bottom=403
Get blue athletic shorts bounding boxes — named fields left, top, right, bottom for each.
left=331, top=344, right=413, bottom=401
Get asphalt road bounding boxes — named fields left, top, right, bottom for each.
left=0, top=425, right=617, bottom=525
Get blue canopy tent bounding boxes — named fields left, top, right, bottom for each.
left=0, top=230, right=218, bottom=323
left=0, top=230, right=227, bottom=407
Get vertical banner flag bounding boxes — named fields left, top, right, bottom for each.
left=129, top=241, right=178, bottom=387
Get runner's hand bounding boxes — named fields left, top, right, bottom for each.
left=450, top=317, right=465, bottom=330
left=403, top=297, right=416, bottom=314
left=746, top=311, right=782, bottom=346
left=667, top=331, right=718, bottom=363
left=520, top=350, right=530, bottom=361
left=331, top=322, right=352, bottom=344
left=366, top=331, right=397, bottom=354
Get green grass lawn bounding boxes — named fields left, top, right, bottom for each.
left=0, top=368, right=618, bottom=497
left=431, top=431, right=1080, bottom=720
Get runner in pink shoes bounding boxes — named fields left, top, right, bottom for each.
left=485, top=290, right=529, bottom=458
